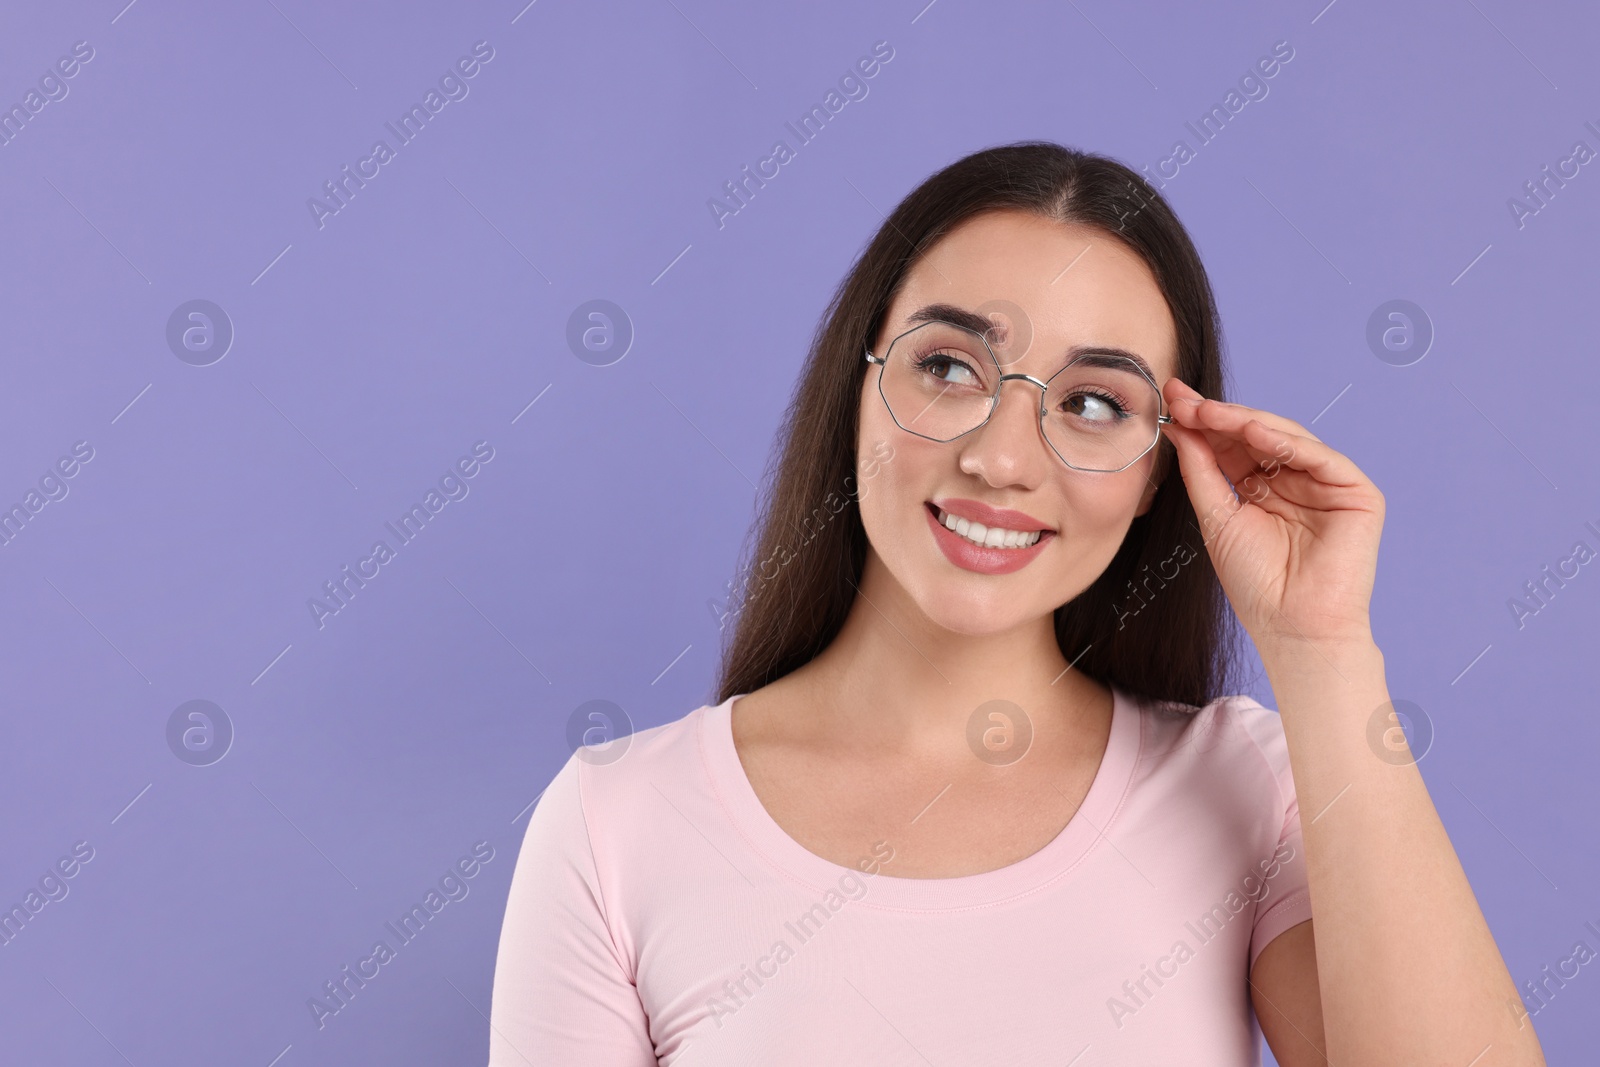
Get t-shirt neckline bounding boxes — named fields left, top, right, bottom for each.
left=699, top=683, right=1143, bottom=912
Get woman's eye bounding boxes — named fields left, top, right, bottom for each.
left=923, top=355, right=979, bottom=386
left=1064, top=393, right=1121, bottom=421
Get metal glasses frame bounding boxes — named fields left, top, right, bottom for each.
left=864, top=320, right=1174, bottom=474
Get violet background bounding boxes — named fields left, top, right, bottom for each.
left=1, top=0, right=1595, bottom=1063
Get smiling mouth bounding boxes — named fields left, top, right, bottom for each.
left=926, top=502, right=1053, bottom=549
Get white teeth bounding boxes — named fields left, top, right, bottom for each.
left=935, top=507, right=1042, bottom=549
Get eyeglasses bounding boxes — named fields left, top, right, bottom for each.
left=864, top=320, right=1173, bottom=474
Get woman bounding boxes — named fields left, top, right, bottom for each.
left=487, top=142, right=1545, bottom=1065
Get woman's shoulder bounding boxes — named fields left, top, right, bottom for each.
left=569, top=693, right=714, bottom=771
left=1128, top=687, right=1294, bottom=802
left=533, top=697, right=723, bottom=829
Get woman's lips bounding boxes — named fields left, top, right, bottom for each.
left=929, top=496, right=1054, bottom=533
left=923, top=502, right=1055, bottom=575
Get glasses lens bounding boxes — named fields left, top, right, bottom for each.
left=1042, top=356, right=1162, bottom=471
left=878, top=321, right=997, bottom=440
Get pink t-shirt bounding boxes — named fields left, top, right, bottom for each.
left=487, top=684, right=1313, bottom=1065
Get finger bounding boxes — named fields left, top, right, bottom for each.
left=1237, top=418, right=1369, bottom=488
left=1162, top=379, right=1316, bottom=440
left=1168, top=392, right=1324, bottom=448
left=1167, top=409, right=1274, bottom=488
left=1163, top=380, right=1323, bottom=444
left=1169, top=396, right=1335, bottom=484
left=1233, top=462, right=1368, bottom=516
left=1169, top=416, right=1372, bottom=541
left=1185, top=416, right=1357, bottom=498
left=1159, top=418, right=1250, bottom=539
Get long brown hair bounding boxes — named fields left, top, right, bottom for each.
left=713, top=141, right=1243, bottom=711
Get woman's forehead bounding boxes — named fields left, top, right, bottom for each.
left=885, top=216, right=1179, bottom=381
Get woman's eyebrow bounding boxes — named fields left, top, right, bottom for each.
left=903, top=302, right=1162, bottom=381
left=906, top=302, right=992, bottom=335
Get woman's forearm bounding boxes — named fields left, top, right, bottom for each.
left=1259, top=635, right=1546, bottom=1066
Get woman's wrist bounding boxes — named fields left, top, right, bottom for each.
left=1255, top=629, right=1385, bottom=695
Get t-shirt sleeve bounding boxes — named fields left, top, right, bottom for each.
left=487, top=751, right=658, bottom=1066
left=1231, top=695, right=1315, bottom=971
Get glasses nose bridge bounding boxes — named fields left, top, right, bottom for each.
left=987, top=370, right=1050, bottom=421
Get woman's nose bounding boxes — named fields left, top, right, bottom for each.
left=987, top=376, right=1046, bottom=433
left=966, top=377, right=1051, bottom=464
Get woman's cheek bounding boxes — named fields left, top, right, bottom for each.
left=868, top=448, right=916, bottom=521
left=858, top=474, right=890, bottom=534
left=858, top=461, right=912, bottom=548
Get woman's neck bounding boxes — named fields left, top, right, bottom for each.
left=774, top=556, right=1112, bottom=762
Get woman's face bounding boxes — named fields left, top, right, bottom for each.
left=857, top=208, right=1180, bottom=636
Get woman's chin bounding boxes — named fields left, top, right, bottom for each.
left=909, top=586, right=1052, bottom=638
